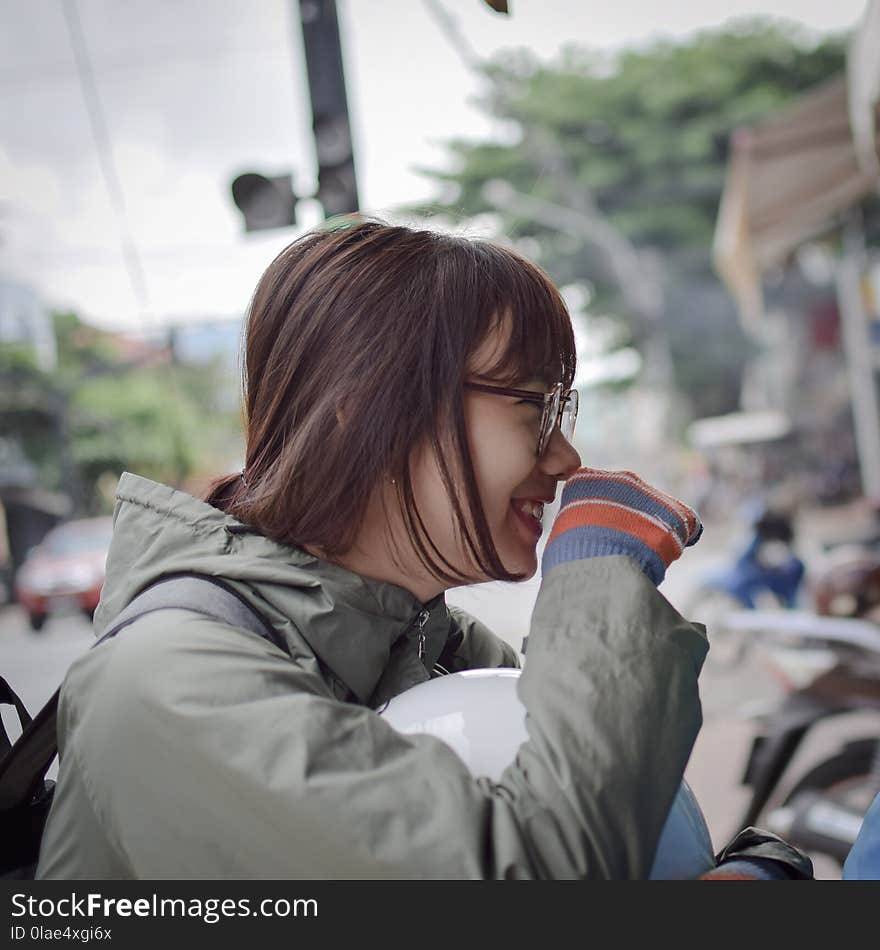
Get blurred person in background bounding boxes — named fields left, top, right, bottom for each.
left=37, top=220, right=718, bottom=879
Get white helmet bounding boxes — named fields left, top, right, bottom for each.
left=382, top=668, right=714, bottom=880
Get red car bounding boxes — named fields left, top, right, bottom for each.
left=14, top=517, right=114, bottom=631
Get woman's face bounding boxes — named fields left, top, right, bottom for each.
left=342, top=324, right=581, bottom=602
left=405, top=326, right=582, bottom=591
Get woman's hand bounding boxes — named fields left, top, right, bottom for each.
left=699, top=827, right=814, bottom=880
left=541, top=467, right=703, bottom=586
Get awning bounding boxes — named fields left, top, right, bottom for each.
left=713, top=73, right=880, bottom=322
left=849, top=0, right=880, bottom=176
left=687, top=410, right=792, bottom=450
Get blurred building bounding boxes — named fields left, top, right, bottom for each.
left=0, top=282, right=65, bottom=599
left=713, top=2, right=880, bottom=506
left=0, top=438, right=70, bottom=603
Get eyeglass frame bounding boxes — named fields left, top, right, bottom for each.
left=464, top=381, right=578, bottom=456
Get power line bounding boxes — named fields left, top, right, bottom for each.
left=421, top=0, right=484, bottom=75
left=60, top=0, right=189, bottom=484
left=61, top=0, right=152, bottom=323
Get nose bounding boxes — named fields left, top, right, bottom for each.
left=538, top=428, right=581, bottom=480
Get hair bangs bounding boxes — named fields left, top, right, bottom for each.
left=472, top=242, right=577, bottom=390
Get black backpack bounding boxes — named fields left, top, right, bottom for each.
left=0, top=574, right=282, bottom=879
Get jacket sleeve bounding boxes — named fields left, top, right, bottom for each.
left=45, top=556, right=706, bottom=880
left=442, top=604, right=521, bottom=671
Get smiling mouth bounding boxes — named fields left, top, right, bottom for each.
left=511, top=499, right=544, bottom=536
left=513, top=499, right=544, bottom=521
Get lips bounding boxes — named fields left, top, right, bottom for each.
left=510, top=498, right=545, bottom=538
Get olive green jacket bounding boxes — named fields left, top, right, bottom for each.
left=37, top=473, right=707, bottom=879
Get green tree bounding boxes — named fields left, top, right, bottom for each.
left=0, top=312, right=242, bottom=513
left=411, top=20, right=848, bottom=417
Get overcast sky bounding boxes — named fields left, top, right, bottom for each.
left=0, top=0, right=870, bottom=331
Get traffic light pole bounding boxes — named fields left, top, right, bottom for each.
left=297, top=0, right=360, bottom=218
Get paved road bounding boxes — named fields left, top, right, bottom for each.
left=0, top=605, right=94, bottom=715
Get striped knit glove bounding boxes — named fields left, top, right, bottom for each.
left=541, top=468, right=703, bottom=586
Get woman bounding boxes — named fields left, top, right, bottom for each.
left=37, top=220, right=707, bottom=879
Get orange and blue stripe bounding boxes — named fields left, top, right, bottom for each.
left=542, top=470, right=702, bottom=584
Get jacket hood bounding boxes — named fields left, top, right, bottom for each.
left=96, top=473, right=453, bottom=704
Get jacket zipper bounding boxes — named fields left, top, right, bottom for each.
left=413, top=608, right=431, bottom=661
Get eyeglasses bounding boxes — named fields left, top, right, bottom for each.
left=465, top=381, right=578, bottom=456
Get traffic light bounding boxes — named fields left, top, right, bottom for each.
left=230, top=172, right=297, bottom=232
left=298, top=0, right=360, bottom=219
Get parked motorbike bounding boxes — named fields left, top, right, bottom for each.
left=811, top=541, right=880, bottom=623
left=719, top=608, right=880, bottom=869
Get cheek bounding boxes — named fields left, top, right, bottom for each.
left=466, top=417, right=537, bottom=517
left=406, top=406, right=540, bottom=577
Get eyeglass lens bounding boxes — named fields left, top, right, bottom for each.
left=538, top=386, right=561, bottom=455
left=561, top=389, right=578, bottom=441
left=538, top=386, right=577, bottom=454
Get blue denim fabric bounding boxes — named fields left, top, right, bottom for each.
left=843, top=791, right=880, bottom=880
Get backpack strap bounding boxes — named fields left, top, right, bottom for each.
left=93, top=574, right=285, bottom=652
left=0, top=676, right=33, bottom=759
left=0, top=574, right=282, bottom=812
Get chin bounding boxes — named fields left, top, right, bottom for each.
left=502, top=550, right=538, bottom=580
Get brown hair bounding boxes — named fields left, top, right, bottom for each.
left=206, top=219, right=575, bottom=585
